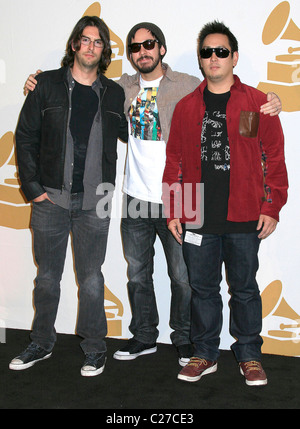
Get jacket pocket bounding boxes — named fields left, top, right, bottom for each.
left=239, top=111, right=259, bottom=138
left=106, top=110, right=122, bottom=119
left=41, top=106, right=63, bottom=117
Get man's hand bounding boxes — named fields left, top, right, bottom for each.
left=23, top=69, right=42, bottom=95
left=168, top=218, right=183, bottom=244
left=33, top=192, right=54, bottom=204
left=257, top=214, right=278, bottom=239
left=260, top=92, right=282, bottom=116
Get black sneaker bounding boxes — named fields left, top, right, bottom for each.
left=9, top=343, right=52, bottom=371
left=177, top=344, right=194, bottom=367
left=113, top=338, right=157, bottom=360
left=81, top=352, right=106, bottom=377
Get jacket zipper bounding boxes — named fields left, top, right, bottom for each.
left=60, top=81, right=70, bottom=193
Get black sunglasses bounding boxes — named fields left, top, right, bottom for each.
left=129, top=39, right=159, bottom=53
left=200, top=47, right=231, bottom=59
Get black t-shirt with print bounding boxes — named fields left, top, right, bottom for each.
left=188, top=87, right=257, bottom=234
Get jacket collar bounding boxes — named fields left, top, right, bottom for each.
left=54, top=66, right=112, bottom=89
left=198, top=74, right=242, bottom=95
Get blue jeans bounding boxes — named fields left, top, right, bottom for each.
left=121, top=194, right=191, bottom=346
left=182, top=232, right=263, bottom=362
left=30, top=194, right=110, bottom=354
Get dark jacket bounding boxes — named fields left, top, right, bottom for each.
left=16, top=67, right=128, bottom=202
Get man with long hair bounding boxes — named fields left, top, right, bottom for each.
left=9, top=16, right=127, bottom=377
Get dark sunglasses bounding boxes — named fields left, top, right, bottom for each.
left=129, top=39, right=159, bottom=53
left=200, top=47, right=231, bottom=59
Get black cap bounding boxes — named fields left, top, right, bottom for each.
left=127, top=22, right=167, bottom=57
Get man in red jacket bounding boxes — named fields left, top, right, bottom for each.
left=162, top=21, right=288, bottom=386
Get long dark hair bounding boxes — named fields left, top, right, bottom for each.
left=62, top=16, right=112, bottom=74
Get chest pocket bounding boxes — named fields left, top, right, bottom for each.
left=239, top=111, right=259, bottom=138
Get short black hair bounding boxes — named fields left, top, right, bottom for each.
left=198, top=21, right=238, bottom=56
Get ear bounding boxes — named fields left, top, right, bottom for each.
left=199, top=54, right=204, bottom=70
left=71, top=41, right=76, bottom=52
left=160, top=45, right=166, bottom=57
left=233, top=51, right=239, bottom=68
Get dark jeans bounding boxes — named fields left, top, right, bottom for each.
left=182, top=232, right=263, bottom=362
left=30, top=194, right=110, bottom=354
left=121, top=194, right=191, bottom=346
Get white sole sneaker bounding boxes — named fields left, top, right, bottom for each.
left=81, top=363, right=106, bottom=377
left=9, top=352, right=52, bottom=371
left=239, top=366, right=268, bottom=386
left=113, top=346, right=157, bottom=361
left=81, top=356, right=106, bottom=377
left=178, top=362, right=218, bottom=382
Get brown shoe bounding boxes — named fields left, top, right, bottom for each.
left=177, top=357, right=217, bottom=382
left=239, top=361, right=268, bottom=386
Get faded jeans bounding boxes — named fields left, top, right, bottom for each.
left=121, top=194, right=191, bottom=346
left=30, top=193, right=110, bottom=354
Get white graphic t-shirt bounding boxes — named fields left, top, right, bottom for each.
left=123, top=76, right=166, bottom=203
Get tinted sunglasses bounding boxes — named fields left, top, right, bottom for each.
left=129, top=39, right=159, bottom=53
left=200, top=47, right=231, bottom=59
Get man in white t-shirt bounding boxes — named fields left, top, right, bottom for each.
left=114, top=23, right=199, bottom=365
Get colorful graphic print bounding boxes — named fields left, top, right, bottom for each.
left=129, top=87, right=162, bottom=141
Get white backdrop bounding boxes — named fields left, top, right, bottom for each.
left=0, top=0, right=299, bottom=356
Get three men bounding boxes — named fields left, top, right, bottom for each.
left=14, top=17, right=282, bottom=378
left=162, top=21, right=288, bottom=385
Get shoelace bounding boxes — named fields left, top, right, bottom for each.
left=187, top=357, right=209, bottom=367
left=84, top=352, right=102, bottom=366
left=24, top=343, right=42, bottom=355
left=242, top=361, right=262, bottom=372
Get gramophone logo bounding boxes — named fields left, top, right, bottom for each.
left=0, top=2, right=124, bottom=336
left=0, top=132, right=30, bottom=230
left=261, top=281, right=300, bottom=356
left=257, top=1, right=300, bottom=111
